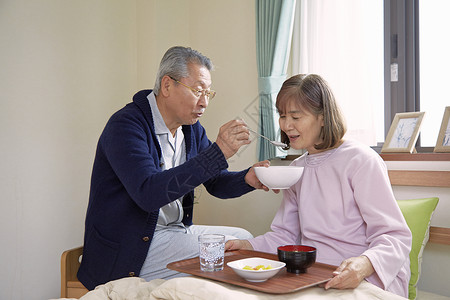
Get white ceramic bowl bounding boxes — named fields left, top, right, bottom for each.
left=227, top=257, right=285, bottom=282
left=254, top=166, right=304, bottom=189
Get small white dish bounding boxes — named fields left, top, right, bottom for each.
left=227, top=257, right=285, bottom=282
left=254, top=166, right=304, bottom=189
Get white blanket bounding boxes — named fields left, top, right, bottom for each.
left=52, top=276, right=408, bottom=300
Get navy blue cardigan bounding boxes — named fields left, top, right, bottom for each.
left=78, top=90, right=254, bottom=290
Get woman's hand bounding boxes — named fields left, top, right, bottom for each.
left=225, top=239, right=254, bottom=251
left=244, top=160, right=280, bottom=193
left=324, top=255, right=375, bottom=290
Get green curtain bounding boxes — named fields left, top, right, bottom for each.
left=256, top=0, right=296, bottom=161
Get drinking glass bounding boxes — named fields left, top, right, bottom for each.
left=198, top=234, right=225, bottom=272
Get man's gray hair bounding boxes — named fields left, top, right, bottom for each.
left=153, top=46, right=214, bottom=95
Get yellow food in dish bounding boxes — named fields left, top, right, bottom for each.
left=242, top=264, right=273, bottom=270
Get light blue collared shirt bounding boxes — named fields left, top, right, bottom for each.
left=147, top=92, right=186, bottom=230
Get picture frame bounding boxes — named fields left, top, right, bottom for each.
left=381, top=112, right=425, bottom=153
left=433, top=106, right=450, bottom=153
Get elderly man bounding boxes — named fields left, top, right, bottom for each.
left=78, top=46, right=270, bottom=290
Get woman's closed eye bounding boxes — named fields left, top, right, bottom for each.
left=288, top=113, right=301, bottom=120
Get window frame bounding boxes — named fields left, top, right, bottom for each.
left=382, top=0, right=434, bottom=153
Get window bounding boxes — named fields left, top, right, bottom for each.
left=292, top=0, right=384, bottom=147
left=418, top=0, right=450, bottom=147
left=292, top=0, right=449, bottom=152
left=385, top=0, right=450, bottom=151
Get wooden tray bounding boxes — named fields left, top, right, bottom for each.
left=167, top=249, right=336, bottom=294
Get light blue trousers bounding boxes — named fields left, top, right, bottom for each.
left=139, top=225, right=253, bottom=281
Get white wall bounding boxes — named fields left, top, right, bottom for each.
left=0, top=1, right=137, bottom=299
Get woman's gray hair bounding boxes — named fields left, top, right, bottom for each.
left=153, top=46, right=214, bottom=95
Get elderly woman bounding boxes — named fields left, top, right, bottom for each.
left=226, top=74, right=412, bottom=298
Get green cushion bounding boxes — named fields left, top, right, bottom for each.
left=397, top=197, right=439, bottom=300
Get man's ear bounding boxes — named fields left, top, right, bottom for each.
left=160, top=75, right=172, bottom=97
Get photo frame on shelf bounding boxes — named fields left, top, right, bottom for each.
left=381, top=112, right=425, bottom=153
left=434, top=106, right=450, bottom=153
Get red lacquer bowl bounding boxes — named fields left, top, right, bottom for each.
left=277, top=245, right=317, bottom=274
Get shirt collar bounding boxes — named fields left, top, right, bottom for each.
left=147, top=92, right=172, bottom=136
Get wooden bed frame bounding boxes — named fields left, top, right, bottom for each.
left=60, top=170, right=450, bottom=298
left=61, top=246, right=88, bottom=298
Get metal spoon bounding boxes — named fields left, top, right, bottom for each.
left=247, top=127, right=287, bottom=148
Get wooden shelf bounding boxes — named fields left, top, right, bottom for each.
left=388, top=170, right=450, bottom=188
left=380, top=152, right=450, bottom=161
left=430, top=227, right=450, bottom=246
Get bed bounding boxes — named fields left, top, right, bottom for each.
left=54, top=275, right=410, bottom=300
left=57, top=168, right=450, bottom=300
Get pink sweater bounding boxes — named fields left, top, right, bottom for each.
left=249, top=140, right=411, bottom=297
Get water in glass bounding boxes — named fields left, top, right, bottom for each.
left=198, top=234, right=225, bottom=272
